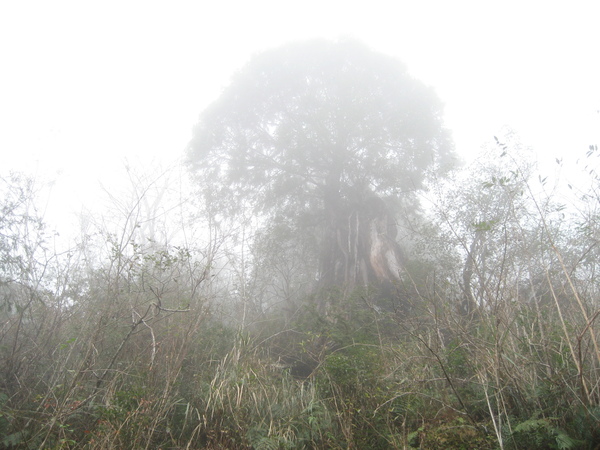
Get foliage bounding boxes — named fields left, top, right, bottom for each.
left=0, top=173, right=47, bottom=286
left=188, top=39, right=455, bottom=291
left=408, top=418, right=497, bottom=449
left=3, top=53, right=600, bottom=450
left=508, top=417, right=580, bottom=450
left=188, top=39, right=453, bottom=214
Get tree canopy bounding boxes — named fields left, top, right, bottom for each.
left=188, top=39, right=455, bottom=292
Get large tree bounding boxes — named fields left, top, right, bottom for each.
left=188, top=40, right=454, bottom=294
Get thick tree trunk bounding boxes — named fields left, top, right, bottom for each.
left=318, top=194, right=403, bottom=294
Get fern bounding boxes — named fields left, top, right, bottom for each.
left=554, top=432, right=578, bottom=450
left=512, top=418, right=578, bottom=450
left=253, top=436, right=281, bottom=450
left=1, top=431, right=25, bottom=448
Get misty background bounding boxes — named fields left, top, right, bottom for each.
left=2, top=2, right=600, bottom=448
left=1, top=1, right=598, bottom=241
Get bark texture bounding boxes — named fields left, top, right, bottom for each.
left=319, top=195, right=403, bottom=291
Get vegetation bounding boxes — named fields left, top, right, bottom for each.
left=187, top=39, right=454, bottom=296
left=1, top=42, right=599, bottom=449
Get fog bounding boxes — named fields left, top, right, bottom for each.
left=1, top=2, right=598, bottom=240
left=1, top=2, right=600, bottom=447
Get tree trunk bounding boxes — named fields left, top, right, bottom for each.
left=462, top=231, right=483, bottom=316
left=318, top=193, right=403, bottom=295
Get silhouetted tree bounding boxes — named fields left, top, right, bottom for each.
left=188, top=39, right=454, bottom=297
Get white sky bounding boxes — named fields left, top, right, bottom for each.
left=1, top=1, right=599, bottom=237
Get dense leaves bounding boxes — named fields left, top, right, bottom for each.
left=188, top=40, right=454, bottom=290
